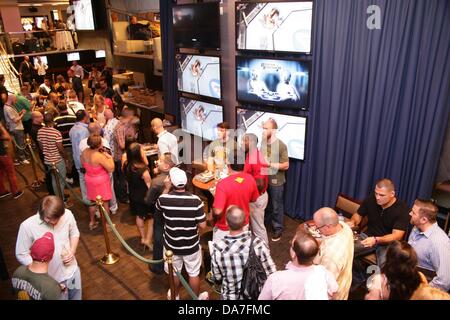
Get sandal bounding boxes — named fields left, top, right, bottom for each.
left=89, top=221, right=99, bottom=230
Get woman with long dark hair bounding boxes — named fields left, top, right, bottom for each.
left=124, top=142, right=153, bottom=250
left=365, top=241, right=426, bottom=300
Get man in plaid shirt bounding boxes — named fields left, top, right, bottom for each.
left=211, top=205, right=276, bottom=300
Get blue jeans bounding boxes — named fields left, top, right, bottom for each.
left=77, top=168, right=88, bottom=202
left=60, top=266, right=82, bottom=300
left=266, top=184, right=285, bottom=234
left=352, top=233, right=388, bottom=287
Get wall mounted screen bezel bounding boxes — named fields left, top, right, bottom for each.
left=176, top=53, right=222, bottom=101
left=180, top=96, right=224, bottom=141
left=235, top=0, right=314, bottom=54
left=235, top=106, right=308, bottom=161
left=236, top=55, right=311, bottom=110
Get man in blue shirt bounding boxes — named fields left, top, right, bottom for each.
left=69, top=110, right=89, bottom=202
left=408, top=199, right=450, bottom=292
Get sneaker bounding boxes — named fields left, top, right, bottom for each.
left=271, top=233, right=282, bottom=242
left=167, top=289, right=180, bottom=300
left=14, top=160, right=20, bottom=166
left=110, top=204, right=118, bottom=215
left=0, top=191, right=12, bottom=198
left=13, top=191, right=24, bottom=199
left=198, top=291, right=209, bottom=300
left=20, top=160, right=30, bottom=165
left=65, top=177, right=74, bottom=184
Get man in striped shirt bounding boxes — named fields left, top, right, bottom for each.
left=37, top=113, right=68, bottom=199
left=54, top=102, right=76, bottom=184
left=408, top=199, right=450, bottom=291
left=211, top=206, right=277, bottom=300
left=156, top=167, right=206, bottom=298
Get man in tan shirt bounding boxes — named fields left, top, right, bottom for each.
left=313, top=207, right=354, bottom=300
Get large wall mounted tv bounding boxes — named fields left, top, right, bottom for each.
left=236, top=56, right=310, bottom=110
left=176, top=54, right=221, bottom=100
left=73, top=0, right=95, bottom=31
left=173, top=2, right=221, bottom=49
left=236, top=1, right=313, bottom=53
left=236, top=107, right=307, bottom=160
left=180, top=97, right=224, bottom=141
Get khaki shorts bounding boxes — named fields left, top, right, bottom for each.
left=164, top=247, right=202, bottom=277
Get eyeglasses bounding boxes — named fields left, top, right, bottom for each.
left=315, top=224, right=328, bottom=230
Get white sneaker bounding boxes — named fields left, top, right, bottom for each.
left=21, top=160, right=30, bottom=165
left=110, top=204, right=118, bottom=215
left=65, top=177, right=74, bottom=184
left=167, top=289, right=180, bottom=300
left=198, top=291, right=209, bottom=300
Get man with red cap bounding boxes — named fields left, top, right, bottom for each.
left=11, top=232, right=62, bottom=300
left=16, top=195, right=81, bottom=300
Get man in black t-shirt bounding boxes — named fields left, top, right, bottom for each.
left=350, top=178, right=410, bottom=288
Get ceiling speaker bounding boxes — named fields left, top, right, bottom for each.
left=29, top=7, right=38, bottom=13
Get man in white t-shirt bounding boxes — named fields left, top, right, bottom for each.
left=150, top=118, right=180, bottom=165
left=15, top=196, right=82, bottom=300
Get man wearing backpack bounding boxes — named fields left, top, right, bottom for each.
left=211, top=205, right=276, bottom=300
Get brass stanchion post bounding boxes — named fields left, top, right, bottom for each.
left=165, top=250, right=176, bottom=300
left=50, top=162, right=63, bottom=200
left=26, top=137, right=41, bottom=188
left=97, top=195, right=119, bottom=265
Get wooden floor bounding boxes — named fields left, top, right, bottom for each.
left=0, top=161, right=302, bottom=300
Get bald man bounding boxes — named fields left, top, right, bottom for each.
left=351, top=178, right=410, bottom=289
left=151, top=118, right=180, bottom=165
left=312, top=207, right=354, bottom=300
left=19, top=56, right=33, bottom=86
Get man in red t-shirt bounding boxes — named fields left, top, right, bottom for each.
left=212, top=152, right=259, bottom=242
left=243, top=133, right=269, bottom=245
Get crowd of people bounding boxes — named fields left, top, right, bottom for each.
left=0, top=62, right=449, bottom=301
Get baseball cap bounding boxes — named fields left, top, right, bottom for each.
left=169, top=167, right=187, bottom=187
left=30, top=232, right=55, bottom=262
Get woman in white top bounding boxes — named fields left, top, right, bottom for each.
left=92, top=94, right=107, bottom=128
left=34, top=56, right=48, bottom=85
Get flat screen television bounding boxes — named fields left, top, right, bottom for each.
left=95, top=50, right=106, bottom=58
left=176, top=54, right=221, bottom=100
left=180, top=97, right=223, bottom=141
left=73, top=0, right=95, bottom=30
left=236, top=107, right=307, bottom=160
left=173, top=2, right=221, bottom=49
left=67, top=52, right=80, bottom=62
left=236, top=56, right=310, bottom=110
left=236, top=1, right=313, bottom=53
left=33, top=56, right=48, bottom=66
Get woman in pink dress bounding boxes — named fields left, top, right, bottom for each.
left=81, top=134, right=115, bottom=230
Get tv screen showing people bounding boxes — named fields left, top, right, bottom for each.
left=236, top=1, right=313, bottom=53
left=33, top=56, right=48, bottom=66
left=180, top=97, right=223, bottom=141
left=73, top=0, right=95, bottom=30
left=236, top=107, right=307, bottom=160
left=176, top=54, right=221, bottom=100
left=173, top=2, right=221, bottom=49
left=67, top=52, right=80, bottom=62
left=236, top=56, right=310, bottom=109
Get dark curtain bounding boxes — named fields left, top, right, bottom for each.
left=160, top=0, right=180, bottom=123
left=285, top=0, right=450, bottom=220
